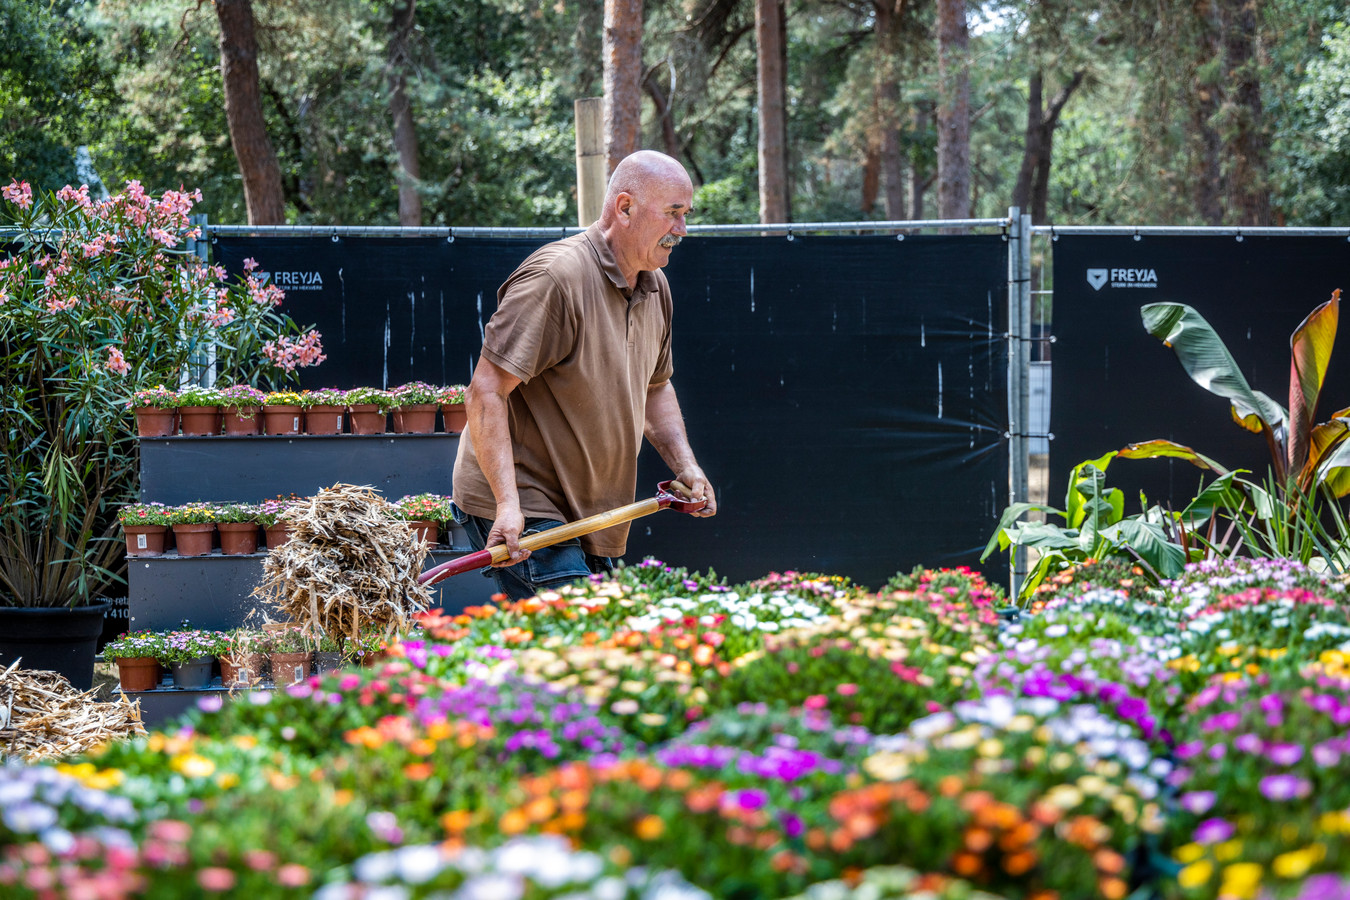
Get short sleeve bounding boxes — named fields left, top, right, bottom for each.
left=481, top=268, right=575, bottom=383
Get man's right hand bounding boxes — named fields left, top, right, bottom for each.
left=486, top=507, right=530, bottom=567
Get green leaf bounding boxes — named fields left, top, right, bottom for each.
left=1117, top=440, right=1230, bottom=474
left=1140, top=302, right=1287, bottom=447
left=980, top=502, right=1063, bottom=561
left=1066, top=452, right=1117, bottom=529
left=1000, top=522, right=1084, bottom=551
left=1103, top=518, right=1188, bottom=579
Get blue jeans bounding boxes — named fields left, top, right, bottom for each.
left=450, top=503, right=617, bottom=601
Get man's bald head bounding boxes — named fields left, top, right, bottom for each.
left=598, top=151, right=694, bottom=282
left=601, top=151, right=693, bottom=221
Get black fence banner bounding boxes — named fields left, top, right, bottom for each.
left=1051, top=235, right=1350, bottom=516
left=215, top=233, right=1008, bottom=587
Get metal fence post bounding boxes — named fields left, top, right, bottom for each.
left=1007, top=208, right=1030, bottom=598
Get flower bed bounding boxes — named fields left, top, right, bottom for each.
left=4, top=559, right=1350, bottom=899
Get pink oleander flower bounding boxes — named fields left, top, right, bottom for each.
left=2, top=179, right=32, bottom=209
left=262, top=331, right=326, bottom=372
left=243, top=257, right=259, bottom=272
left=105, top=346, right=130, bottom=376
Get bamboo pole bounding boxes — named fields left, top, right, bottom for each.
left=574, top=98, right=606, bottom=227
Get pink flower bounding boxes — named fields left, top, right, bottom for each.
left=803, top=694, right=828, bottom=710
left=836, top=683, right=859, bottom=696
left=146, top=819, right=192, bottom=843
left=105, top=346, right=130, bottom=376
left=1260, top=774, right=1311, bottom=801
left=276, top=864, right=310, bottom=887
left=243, top=257, right=259, bottom=272
left=2, top=180, right=32, bottom=208
left=1193, top=817, right=1235, bottom=844
left=196, top=867, right=236, bottom=892
left=1179, top=790, right=1216, bottom=814
left=1265, top=743, right=1304, bottom=766
left=242, top=850, right=276, bottom=871
left=262, top=332, right=326, bottom=372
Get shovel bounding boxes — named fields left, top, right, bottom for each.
left=418, top=480, right=708, bottom=588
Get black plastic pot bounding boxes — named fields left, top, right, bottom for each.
left=0, top=601, right=112, bottom=690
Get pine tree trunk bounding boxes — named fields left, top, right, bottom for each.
left=215, top=0, right=285, bottom=225
left=387, top=0, right=421, bottom=227
left=755, top=0, right=788, bottom=223
left=910, top=101, right=932, bottom=218
left=604, top=0, right=644, bottom=175
left=1012, top=69, right=1043, bottom=214
left=935, top=0, right=970, bottom=220
left=1218, top=0, right=1269, bottom=225
left=876, top=0, right=905, bottom=219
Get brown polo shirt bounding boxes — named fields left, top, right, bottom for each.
left=452, top=223, right=674, bottom=557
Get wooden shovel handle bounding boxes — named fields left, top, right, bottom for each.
left=418, top=497, right=663, bottom=586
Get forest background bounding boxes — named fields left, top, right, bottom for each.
left=4, top=0, right=1350, bottom=229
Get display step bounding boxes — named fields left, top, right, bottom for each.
left=138, top=433, right=459, bottom=505
left=128, top=546, right=500, bottom=632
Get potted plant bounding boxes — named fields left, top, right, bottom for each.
left=440, top=384, right=468, bottom=433
left=345, top=386, right=394, bottom=435
left=396, top=492, right=454, bottom=546
left=117, top=502, right=173, bottom=557
left=128, top=386, right=179, bottom=437
left=175, top=385, right=226, bottom=436
left=158, top=627, right=227, bottom=689
left=0, top=180, right=321, bottom=691
left=261, top=390, right=305, bottom=435
left=101, top=630, right=166, bottom=692
left=258, top=495, right=305, bottom=549
left=266, top=626, right=313, bottom=686
left=214, top=503, right=261, bottom=555
left=219, top=384, right=266, bottom=436
left=219, top=627, right=268, bottom=686
left=300, top=388, right=347, bottom=435
left=389, top=381, right=441, bottom=433
left=165, top=502, right=219, bottom=557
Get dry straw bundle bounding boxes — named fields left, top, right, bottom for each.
left=0, top=660, right=146, bottom=762
left=252, top=483, right=432, bottom=646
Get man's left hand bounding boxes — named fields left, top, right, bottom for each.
left=672, top=466, right=716, bottom=517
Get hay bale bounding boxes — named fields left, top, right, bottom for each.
left=0, top=660, right=145, bottom=762
left=252, top=483, right=431, bottom=646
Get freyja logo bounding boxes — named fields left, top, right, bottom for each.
left=1086, top=267, right=1158, bottom=291
left=261, top=271, right=328, bottom=292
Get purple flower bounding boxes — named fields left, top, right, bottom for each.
left=1193, top=818, right=1236, bottom=844
left=1179, top=791, right=1216, bottom=815
left=729, top=788, right=768, bottom=811
left=1202, top=711, right=1241, bottom=732
left=1207, top=743, right=1227, bottom=760
left=1313, top=742, right=1342, bottom=768
left=1233, top=733, right=1263, bottom=754
left=1175, top=741, right=1204, bottom=760
left=779, top=811, right=805, bottom=838
left=1259, top=774, right=1311, bottom=801
left=1265, top=743, right=1304, bottom=766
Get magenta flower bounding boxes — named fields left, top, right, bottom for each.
left=1259, top=774, right=1311, bottom=801
left=1265, top=743, right=1304, bottom=766
left=1179, top=791, right=1216, bottom=815
left=1313, top=742, right=1342, bottom=768
left=1193, top=818, right=1236, bottom=844
left=1233, top=733, right=1263, bottom=754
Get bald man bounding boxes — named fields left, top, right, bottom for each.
left=450, top=150, right=717, bottom=601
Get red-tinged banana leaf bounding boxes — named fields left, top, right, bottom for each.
left=1288, top=291, right=1340, bottom=476
left=1315, top=431, right=1350, bottom=498
left=1306, top=414, right=1350, bottom=493
left=1141, top=302, right=1288, bottom=474
left=1117, top=440, right=1230, bottom=474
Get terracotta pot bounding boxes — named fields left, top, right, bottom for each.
left=347, top=404, right=387, bottom=435
left=409, top=520, right=439, bottom=546
left=123, top=524, right=168, bottom=558
left=441, top=403, right=468, bottom=434
left=262, top=405, right=303, bottom=435
left=169, top=656, right=215, bottom=689
left=218, top=522, right=260, bottom=555
left=392, top=404, right=438, bottom=434
left=134, top=407, right=177, bottom=438
left=177, top=405, right=222, bottom=436
left=264, top=523, right=293, bottom=549
left=222, top=406, right=261, bottom=436
left=171, top=522, right=216, bottom=557
left=303, top=404, right=345, bottom=435
left=219, top=652, right=266, bottom=686
left=269, top=651, right=312, bottom=686
left=114, top=656, right=161, bottom=692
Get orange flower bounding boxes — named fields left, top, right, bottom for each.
left=441, top=810, right=472, bottom=833
left=403, top=762, right=433, bottom=781
left=952, top=853, right=983, bottom=878
left=1094, top=849, right=1126, bottom=874
left=964, top=828, right=994, bottom=853
left=499, top=809, right=530, bottom=834
left=635, top=815, right=666, bottom=840
left=524, top=796, right=559, bottom=823
left=938, top=775, right=965, bottom=797
left=1003, top=850, right=1039, bottom=876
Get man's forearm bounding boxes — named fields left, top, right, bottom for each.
left=465, top=384, right=520, bottom=514
left=643, top=382, right=698, bottom=472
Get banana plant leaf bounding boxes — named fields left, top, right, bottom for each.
left=1141, top=302, right=1288, bottom=451
left=1288, top=292, right=1339, bottom=477
left=1117, top=440, right=1230, bottom=474
left=1065, top=452, right=1122, bottom=532
left=1101, top=518, right=1189, bottom=579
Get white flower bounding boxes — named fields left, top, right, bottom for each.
left=456, top=873, right=525, bottom=900
left=396, top=845, right=446, bottom=884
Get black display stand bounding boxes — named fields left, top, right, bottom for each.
left=123, top=432, right=497, bottom=724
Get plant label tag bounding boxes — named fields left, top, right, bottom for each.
left=293, top=665, right=304, bottom=681
left=292, top=416, right=300, bottom=431
left=136, top=534, right=147, bottom=549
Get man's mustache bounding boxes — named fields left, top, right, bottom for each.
left=659, top=234, right=682, bottom=249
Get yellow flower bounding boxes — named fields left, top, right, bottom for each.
left=862, top=752, right=909, bottom=781
left=977, top=739, right=1004, bottom=758
left=1044, top=784, right=1084, bottom=810
left=1006, top=715, right=1035, bottom=733
left=1319, top=811, right=1350, bottom=834
left=1219, top=862, right=1263, bottom=899
left=1214, top=839, right=1244, bottom=862
left=1175, top=843, right=1206, bottom=864
left=215, top=772, right=240, bottom=790
left=1077, top=775, right=1107, bottom=795
left=170, top=753, right=216, bottom=778
left=1177, top=860, right=1214, bottom=889
left=1272, top=845, right=1324, bottom=880
left=230, top=735, right=258, bottom=751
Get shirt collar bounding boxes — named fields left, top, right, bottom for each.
left=584, top=223, right=658, bottom=299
